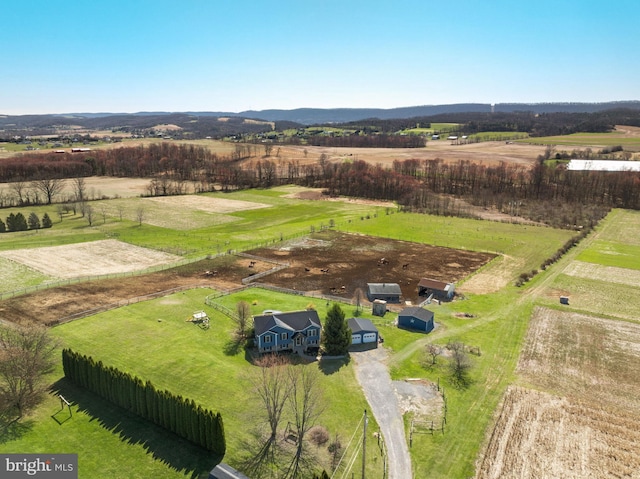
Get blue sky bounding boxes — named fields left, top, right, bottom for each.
left=1, top=0, right=638, bottom=114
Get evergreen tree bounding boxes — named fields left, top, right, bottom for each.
left=12, top=212, right=28, bottom=231
left=321, top=303, right=351, bottom=355
left=0, top=218, right=5, bottom=233
left=27, top=212, right=41, bottom=229
left=42, top=212, right=53, bottom=228
left=6, top=213, right=16, bottom=231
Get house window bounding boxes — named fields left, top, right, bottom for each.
left=264, top=335, right=271, bottom=343
left=281, top=333, right=288, bottom=340
left=308, top=329, right=316, bottom=336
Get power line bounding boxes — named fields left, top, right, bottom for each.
left=330, top=413, right=365, bottom=479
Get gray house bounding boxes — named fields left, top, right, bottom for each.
left=348, top=317, right=379, bottom=348
left=253, top=310, right=321, bottom=354
left=418, top=278, right=455, bottom=301
left=398, top=307, right=434, bottom=333
left=367, top=283, right=402, bottom=303
left=209, top=463, right=250, bottom=479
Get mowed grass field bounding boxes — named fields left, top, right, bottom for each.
left=516, top=127, right=640, bottom=152
left=1, top=184, right=588, bottom=478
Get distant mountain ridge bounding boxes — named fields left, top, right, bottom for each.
left=1, top=102, right=639, bottom=139
left=22, top=101, right=640, bottom=124
left=111, top=101, right=640, bottom=124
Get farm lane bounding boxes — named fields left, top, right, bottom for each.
left=352, top=347, right=413, bottom=479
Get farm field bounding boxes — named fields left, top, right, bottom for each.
left=476, top=308, right=640, bottom=479
left=0, top=177, right=152, bottom=199
left=0, top=185, right=573, bottom=299
left=0, top=239, right=181, bottom=279
left=0, top=184, right=609, bottom=479
left=0, top=134, right=549, bottom=169
left=474, top=209, right=640, bottom=479
left=516, top=125, right=640, bottom=152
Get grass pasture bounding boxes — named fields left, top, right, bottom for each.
left=467, top=131, right=528, bottom=142
left=516, top=128, right=640, bottom=152
left=402, top=122, right=460, bottom=135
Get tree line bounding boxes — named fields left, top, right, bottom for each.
left=330, top=108, right=640, bottom=137
left=62, top=349, right=226, bottom=455
left=0, top=211, right=53, bottom=232
left=2, top=142, right=638, bottom=228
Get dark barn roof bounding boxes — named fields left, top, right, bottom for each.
left=367, top=283, right=402, bottom=295
left=253, top=310, right=321, bottom=336
left=348, top=317, right=378, bottom=334
left=399, top=307, right=434, bottom=322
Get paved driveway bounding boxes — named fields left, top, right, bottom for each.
left=352, top=347, right=413, bottom=479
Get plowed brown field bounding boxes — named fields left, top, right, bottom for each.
left=476, top=307, right=640, bottom=479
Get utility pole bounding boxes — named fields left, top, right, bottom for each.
left=362, top=409, right=367, bottom=479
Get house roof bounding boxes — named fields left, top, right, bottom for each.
left=367, top=283, right=402, bottom=295
left=254, top=310, right=321, bottom=336
left=418, top=278, right=452, bottom=292
left=209, top=463, right=250, bottom=479
left=348, top=317, right=378, bottom=334
left=399, top=307, right=434, bottom=322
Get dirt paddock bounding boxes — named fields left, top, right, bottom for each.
left=0, top=232, right=494, bottom=326
left=247, top=231, right=495, bottom=304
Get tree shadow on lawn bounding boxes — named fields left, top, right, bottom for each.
left=50, top=379, right=220, bottom=479
left=318, top=356, right=351, bottom=375
left=223, top=337, right=243, bottom=356
left=0, top=409, right=34, bottom=445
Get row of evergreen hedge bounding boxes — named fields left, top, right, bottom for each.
left=1, top=212, right=53, bottom=232
left=62, top=348, right=225, bottom=455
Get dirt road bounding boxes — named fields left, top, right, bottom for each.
left=352, top=347, right=413, bottom=479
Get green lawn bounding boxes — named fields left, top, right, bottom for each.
left=1, top=287, right=382, bottom=478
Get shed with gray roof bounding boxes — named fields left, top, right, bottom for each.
left=367, top=283, right=402, bottom=303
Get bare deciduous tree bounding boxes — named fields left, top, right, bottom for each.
left=9, top=180, right=28, bottom=206
left=426, top=343, right=442, bottom=366
left=116, top=204, right=125, bottom=221
left=85, top=205, right=94, bottom=226
left=448, top=341, right=472, bottom=386
left=100, top=204, right=108, bottom=224
left=353, top=287, right=365, bottom=315
left=0, top=323, right=58, bottom=417
left=245, top=354, right=292, bottom=476
left=284, top=365, right=323, bottom=479
left=136, top=206, right=146, bottom=226
left=31, top=178, right=66, bottom=205
left=264, top=142, right=273, bottom=157
left=73, top=177, right=86, bottom=203
left=235, top=301, right=251, bottom=341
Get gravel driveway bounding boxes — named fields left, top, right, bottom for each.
left=352, top=347, right=413, bottom=479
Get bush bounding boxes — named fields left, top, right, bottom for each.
left=308, top=425, right=330, bottom=446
